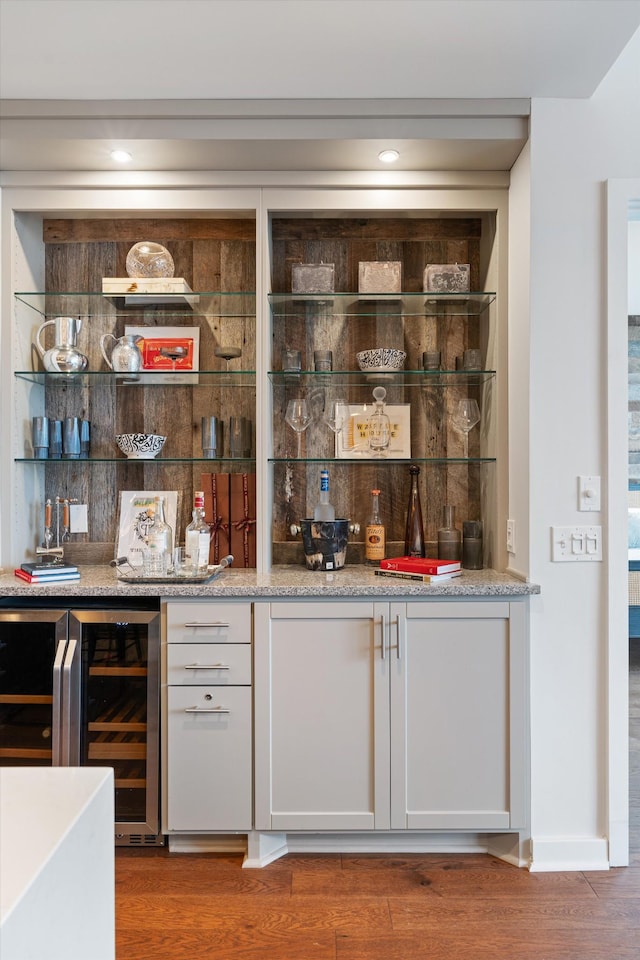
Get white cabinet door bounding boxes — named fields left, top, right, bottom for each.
left=167, top=685, right=252, bottom=831
left=390, top=600, right=526, bottom=830
left=254, top=601, right=390, bottom=831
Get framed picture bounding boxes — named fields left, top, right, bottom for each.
left=124, top=325, right=200, bottom=383
left=335, top=403, right=411, bottom=459
left=116, top=490, right=179, bottom=567
left=423, top=263, right=470, bottom=294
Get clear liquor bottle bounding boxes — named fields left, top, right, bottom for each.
left=185, top=490, right=211, bottom=573
left=365, top=488, right=386, bottom=564
left=313, top=469, right=336, bottom=521
left=144, top=495, right=173, bottom=575
left=404, top=464, right=425, bottom=558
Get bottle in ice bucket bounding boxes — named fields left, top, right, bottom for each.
left=313, top=469, right=336, bottom=521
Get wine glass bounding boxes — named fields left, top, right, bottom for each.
left=285, top=399, right=311, bottom=457
left=451, top=398, right=481, bottom=458
left=215, top=345, right=242, bottom=372
left=323, top=398, right=348, bottom=449
left=160, top=344, right=188, bottom=372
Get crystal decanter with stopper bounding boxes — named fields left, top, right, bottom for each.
left=368, top=386, right=391, bottom=457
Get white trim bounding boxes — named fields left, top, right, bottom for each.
left=606, top=178, right=640, bottom=867
left=529, top=837, right=610, bottom=873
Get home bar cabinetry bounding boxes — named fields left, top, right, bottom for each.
left=2, top=185, right=530, bottom=866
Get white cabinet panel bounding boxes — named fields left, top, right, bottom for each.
left=167, top=686, right=252, bottom=832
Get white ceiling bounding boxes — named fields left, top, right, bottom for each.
left=1, top=0, right=639, bottom=173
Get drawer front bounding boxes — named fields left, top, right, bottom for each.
left=166, top=601, right=252, bottom=643
left=167, top=685, right=252, bottom=832
left=167, top=643, right=252, bottom=685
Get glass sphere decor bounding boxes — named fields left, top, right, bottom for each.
left=126, top=242, right=175, bottom=279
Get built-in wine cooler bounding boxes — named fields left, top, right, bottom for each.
left=0, top=598, right=161, bottom=845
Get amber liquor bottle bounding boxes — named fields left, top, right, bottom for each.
left=365, top=488, right=386, bottom=564
left=404, top=464, right=425, bottom=558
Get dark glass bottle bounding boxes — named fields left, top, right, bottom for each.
left=404, top=464, right=425, bottom=558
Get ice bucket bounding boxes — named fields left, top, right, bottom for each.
left=290, top=518, right=359, bottom=571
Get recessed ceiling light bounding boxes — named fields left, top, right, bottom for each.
left=378, top=149, right=400, bottom=163
left=110, top=149, right=132, bottom=163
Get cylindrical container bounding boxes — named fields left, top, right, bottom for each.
left=463, top=348, right=482, bottom=370
left=422, top=351, right=441, bottom=370
left=32, top=417, right=49, bottom=459
left=48, top=419, right=62, bottom=458
left=462, top=520, right=483, bottom=569
left=298, top=518, right=350, bottom=571
left=282, top=348, right=302, bottom=373
left=201, top=416, right=223, bottom=459
left=438, top=504, right=462, bottom=561
left=62, top=417, right=81, bottom=459
left=229, top=416, right=252, bottom=458
left=80, top=419, right=90, bottom=458
left=313, top=350, right=333, bottom=372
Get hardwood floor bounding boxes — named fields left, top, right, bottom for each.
left=114, top=649, right=640, bottom=959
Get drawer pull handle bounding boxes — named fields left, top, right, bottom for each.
left=184, top=706, right=230, bottom=714
left=184, top=663, right=230, bottom=670
left=183, top=621, right=230, bottom=628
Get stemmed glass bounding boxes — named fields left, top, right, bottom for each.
left=323, top=398, right=348, bottom=451
left=451, top=398, right=481, bottom=458
left=285, top=399, right=311, bottom=457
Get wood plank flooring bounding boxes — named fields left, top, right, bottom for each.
left=115, top=646, right=640, bottom=959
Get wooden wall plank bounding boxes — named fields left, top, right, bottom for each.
left=44, top=219, right=256, bottom=244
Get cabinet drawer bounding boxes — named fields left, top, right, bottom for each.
left=166, top=601, right=251, bottom=643
left=167, top=643, right=252, bottom=685
left=167, top=685, right=252, bottom=832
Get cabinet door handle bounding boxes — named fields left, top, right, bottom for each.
left=183, top=621, right=230, bottom=628
left=184, top=706, right=230, bottom=714
left=183, top=663, right=230, bottom=670
left=396, top=615, right=403, bottom=661
left=379, top=613, right=386, bottom=660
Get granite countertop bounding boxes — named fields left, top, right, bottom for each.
left=0, top=565, right=540, bottom=598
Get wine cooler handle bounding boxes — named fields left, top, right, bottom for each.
left=52, top=637, right=68, bottom=765
left=184, top=706, right=230, bottom=714
left=379, top=613, right=386, bottom=660
left=61, top=637, right=80, bottom=766
left=183, top=621, right=230, bottom=628
left=184, top=663, right=230, bottom=670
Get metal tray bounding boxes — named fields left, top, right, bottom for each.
left=116, top=569, right=225, bottom=585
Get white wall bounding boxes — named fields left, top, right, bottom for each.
left=527, top=27, right=640, bottom=870
left=630, top=221, right=640, bottom=313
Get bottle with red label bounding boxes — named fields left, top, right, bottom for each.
left=365, top=488, right=386, bottom=564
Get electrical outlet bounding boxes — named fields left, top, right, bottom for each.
left=506, top=519, right=516, bottom=553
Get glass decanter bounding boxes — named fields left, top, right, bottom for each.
left=367, top=386, right=391, bottom=457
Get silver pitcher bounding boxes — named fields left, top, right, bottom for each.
left=35, top=316, right=88, bottom=373
left=100, top=333, right=143, bottom=373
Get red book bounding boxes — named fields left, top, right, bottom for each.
left=380, top=556, right=461, bottom=575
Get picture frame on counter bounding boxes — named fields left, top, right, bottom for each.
left=116, top=490, right=179, bottom=568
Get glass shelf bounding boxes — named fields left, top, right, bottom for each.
left=14, top=291, right=256, bottom=320
left=15, top=370, right=256, bottom=386
left=268, top=457, right=496, bottom=465
left=16, top=457, right=256, bottom=465
left=268, top=369, right=495, bottom=387
left=268, top=291, right=495, bottom=318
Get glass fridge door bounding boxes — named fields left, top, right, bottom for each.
left=0, top=610, right=69, bottom=766
left=71, top=610, right=160, bottom=836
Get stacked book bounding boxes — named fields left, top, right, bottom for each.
left=375, top=556, right=462, bottom=583
left=14, top=562, right=80, bottom=584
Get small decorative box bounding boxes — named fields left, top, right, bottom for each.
left=358, top=261, right=402, bottom=296
left=423, top=263, right=470, bottom=294
left=291, top=263, right=335, bottom=295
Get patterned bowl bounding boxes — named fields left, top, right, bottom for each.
left=356, top=348, right=407, bottom=373
left=115, top=433, right=166, bottom=460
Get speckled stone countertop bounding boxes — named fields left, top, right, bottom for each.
left=0, top=565, right=539, bottom=599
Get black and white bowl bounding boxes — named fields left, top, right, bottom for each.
left=115, top=433, right=166, bottom=459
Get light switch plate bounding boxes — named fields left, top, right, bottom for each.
left=578, top=475, right=601, bottom=511
left=551, top=525, right=602, bottom=561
